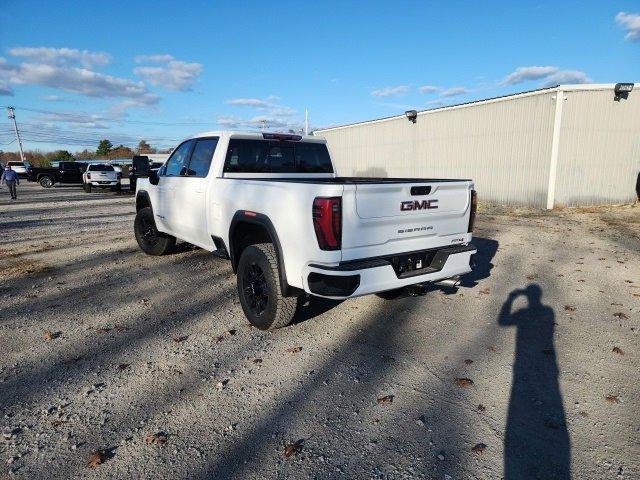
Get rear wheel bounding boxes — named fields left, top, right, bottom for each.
left=134, top=207, right=175, bottom=255
left=39, top=176, right=54, bottom=188
left=237, top=243, right=297, bottom=330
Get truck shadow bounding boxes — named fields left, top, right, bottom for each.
left=499, top=284, right=571, bottom=479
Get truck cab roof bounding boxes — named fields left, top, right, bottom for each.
left=187, top=131, right=326, bottom=143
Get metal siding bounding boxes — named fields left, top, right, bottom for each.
left=555, top=90, right=640, bottom=206
left=320, top=92, right=556, bottom=207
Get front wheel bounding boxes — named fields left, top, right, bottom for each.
left=83, top=182, right=92, bottom=193
left=134, top=207, right=176, bottom=255
left=39, top=176, right=54, bottom=188
left=237, top=243, right=298, bottom=330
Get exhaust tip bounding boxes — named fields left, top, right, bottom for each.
left=434, top=276, right=461, bottom=288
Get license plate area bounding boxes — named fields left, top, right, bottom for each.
left=390, top=250, right=439, bottom=278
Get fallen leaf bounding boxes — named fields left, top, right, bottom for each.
left=525, top=274, right=536, bottom=280
left=214, top=335, right=224, bottom=343
left=252, top=358, right=263, bottom=364
left=564, top=305, right=576, bottom=312
left=613, top=312, right=629, bottom=320
left=471, top=443, right=486, bottom=455
left=579, top=411, right=589, bottom=418
left=117, top=363, right=130, bottom=371
left=625, top=280, right=633, bottom=283
left=114, top=324, right=129, bottom=332
left=286, top=346, right=302, bottom=353
left=377, top=395, right=394, bottom=405
left=172, top=335, right=188, bottom=343
left=96, top=327, right=111, bottom=334
left=226, top=329, right=237, bottom=336
left=464, top=359, right=473, bottom=365
left=612, top=347, right=624, bottom=356
left=455, top=378, right=474, bottom=388
left=43, top=330, right=58, bottom=342
left=87, top=451, right=106, bottom=468
left=283, top=439, right=304, bottom=458
left=479, top=287, right=490, bottom=295
left=477, top=404, right=486, bottom=413
left=605, top=395, right=620, bottom=404
left=145, top=432, right=168, bottom=445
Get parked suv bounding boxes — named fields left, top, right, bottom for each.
left=6, top=161, right=30, bottom=178
left=82, top=164, right=121, bottom=192
left=133, top=131, right=477, bottom=330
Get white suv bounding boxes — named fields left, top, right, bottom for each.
left=6, top=161, right=30, bottom=178
left=82, top=164, right=121, bottom=192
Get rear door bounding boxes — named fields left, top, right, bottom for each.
left=341, top=180, right=473, bottom=261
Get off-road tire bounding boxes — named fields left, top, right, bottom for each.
left=39, top=176, right=54, bottom=188
left=237, top=243, right=297, bottom=330
left=375, top=288, right=405, bottom=300
left=134, top=207, right=176, bottom=256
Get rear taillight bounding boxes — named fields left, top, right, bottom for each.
left=313, top=197, right=342, bottom=250
left=468, top=190, right=477, bottom=232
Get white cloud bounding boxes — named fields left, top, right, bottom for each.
left=225, top=96, right=296, bottom=116
left=616, top=12, right=640, bottom=41
left=134, top=54, right=176, bottom=63
left=0, top=55, right=159, bottom=105
left=217, top=115, right=297, bottom=130
left=540, top=70, right=591, bottom=87
left=8, top=47, right=111, bottom=68
left=440, top=87, right=468, bottom=97
left=40, top=94, right=65, bottom=102
left=502, top=66, right=558, bottom=85
left=370, top=85, right=409, bottom=97
left=133, top=54, right=203, bottom=91
left=502, top=66, right=590, bottom=87
left=419, top=85, right=439, bottom=94
left=4, top=62, right=158, bottom=103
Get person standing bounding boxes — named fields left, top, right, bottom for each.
left=1, top=165, right=20, bottom=200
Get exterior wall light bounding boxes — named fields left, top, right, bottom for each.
left=614, top=83, right=633, bottom=101
left=405, top=110, right=418, bottom=123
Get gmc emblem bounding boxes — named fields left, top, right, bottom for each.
left=401, top=199, right=439, bottom=211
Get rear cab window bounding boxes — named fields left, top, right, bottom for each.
left=89, top=164, right=115, bottom=172
left=224, top=139, right=333, bottom=174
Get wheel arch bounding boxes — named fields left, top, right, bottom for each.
left=228, top=211, right=298, bottom=296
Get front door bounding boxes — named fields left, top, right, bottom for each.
left=172, top=137, right=219, bottom=248
left=155, top=140, right=194, bottom=235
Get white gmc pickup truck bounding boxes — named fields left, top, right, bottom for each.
left=133, top=131, right=477, bottom=330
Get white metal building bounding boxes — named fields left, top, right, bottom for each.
left=315, top=84, right=640, bottom=208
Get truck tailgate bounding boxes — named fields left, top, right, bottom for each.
left=341, top=181, right=473, bottom=261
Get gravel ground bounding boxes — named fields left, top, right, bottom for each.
left=0, top=183, right=638, bottom=479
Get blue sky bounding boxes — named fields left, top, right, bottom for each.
left=1, top=0, right=639, bottom=152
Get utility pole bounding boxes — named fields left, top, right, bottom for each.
left=304, top=108, right=309, bottom=135
left=6, top=107, right=25, bottom=163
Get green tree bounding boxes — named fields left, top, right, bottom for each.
left=53, top=150, right=74, bottom=162
left=96, top=139, right=113, bottom=156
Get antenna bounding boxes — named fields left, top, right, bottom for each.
left=304, top=108, right=309, bottom=135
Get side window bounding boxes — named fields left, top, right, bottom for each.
left=186, top=138, right=219, bottom=177
left=163, top=140, right=194, bottom=176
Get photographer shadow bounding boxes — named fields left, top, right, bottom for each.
left=499, top=285, right=571, bottom=479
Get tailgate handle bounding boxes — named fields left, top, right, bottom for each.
left=410, top=186, right=431, bottom=196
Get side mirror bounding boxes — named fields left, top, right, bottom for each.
left=149, top=169, right=160, bottom=185
left=132, top=155, right=150, bottom=177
